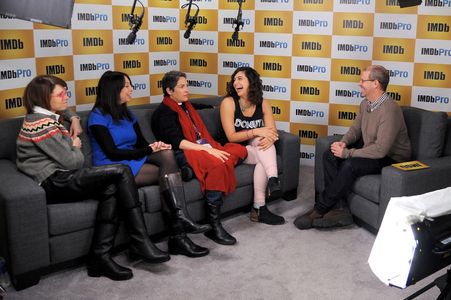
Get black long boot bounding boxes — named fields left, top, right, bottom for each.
left=126, top=206, right=170, bottom=264
left=87, top=197, right=133, bottom=281
left=161, top=173, right=211, bottom=234
left=87, top=223, right=133, bottom=281
left=167, top=220, right=209, bottom=258
left=204, top=202, right=237, bottom=245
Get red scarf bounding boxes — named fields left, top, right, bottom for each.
left=163, top=96, right=247, bottom=194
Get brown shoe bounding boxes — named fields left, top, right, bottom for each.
left=293, top=209, right=324, bottom=230
left=312, top=209, right=353, bottom=228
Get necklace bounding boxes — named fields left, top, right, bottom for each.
left=239, top=99, right=252, bottom=113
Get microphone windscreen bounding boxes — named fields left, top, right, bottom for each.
left=126, top=32, right=136, bottom=45
left=184, top=29, right=191, bottom=39
left=231, top=30, right=239, bottom=41
left=398, top=0, right=422, bottom=7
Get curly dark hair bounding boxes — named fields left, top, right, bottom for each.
left=226, top=67, right=263, bottom=105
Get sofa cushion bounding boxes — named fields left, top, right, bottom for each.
left=141, top=163, right=255, bottom=214
left=443, top=118, right=451, bottom=157
left=139, top=185, right=162, bottom=213
left=131, top=107, right=156, bottom=142
left=47, top=200, right=97, bottom=236
left=0, top=117, right=23, bottom=161
left=402, top=106, right=448, bottom=159
left=198, top=108, right=221, bottom=140
left=352, top=174, right=381, bottom=204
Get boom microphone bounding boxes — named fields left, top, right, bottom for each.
left=184, top=20, right=196, bottom=39
left=126, top=0, right=144, bottom=45
left=232, top=0, right=244, bottom=41
left=182, top=0, right=199, bottom=39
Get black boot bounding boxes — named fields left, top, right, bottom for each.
left=168, top=234, right=209, bottom=258
left=250, top=205, right=285, bottom=225
left=125, top=207, right=170, bottom=264
left=86, top=224, right=133, bottom=281
left=266, top=177, right=283, bottom=201
left=162, top=173, right=211, bottom=234
left=204, top=202, right=237, bottom=245
left=87, top=196, right=132, bottom=281
left=167, top=220, right=209, bottom=258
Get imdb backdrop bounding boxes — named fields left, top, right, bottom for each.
left=1, top=0, right=450, bottom=165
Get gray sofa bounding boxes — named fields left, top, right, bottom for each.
left=315, top=106, right=451, bottom=233
left=0, top=97, right=300, bottom=290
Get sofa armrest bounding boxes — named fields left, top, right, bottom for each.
left=314, top=135, right=342, bottom=195
left=276, top=130, right=300, bottom=195
left=379, top=156, right=451, bottom=227
left=0, top=160, right=49, bottom=278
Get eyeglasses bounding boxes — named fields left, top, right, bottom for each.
left=360, top=79, right=375, bottom=83
left=52, top=89, right=67, bottom=99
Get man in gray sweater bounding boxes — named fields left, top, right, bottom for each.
left=295, top=65, right=412, bottom=230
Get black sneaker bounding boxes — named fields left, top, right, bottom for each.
left=250, top=205, right=285, bottom=225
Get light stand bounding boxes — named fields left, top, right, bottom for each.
left=402, top=214, right=451, bottom=300
left=405, top=269, right=450, bottom=300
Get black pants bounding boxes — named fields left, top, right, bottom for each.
left=41, top=164, right=139, bottom=211
left=315, top=146, right=395, bottom=214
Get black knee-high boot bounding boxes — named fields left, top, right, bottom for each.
left=161, top=173, right=211, bottom=234
left=204, top=202, right=237, bottom=245
left=167, top=220, right=209, bottom=258
left=110, top=165, right=170, bottom=264
left=126, top=206, right=170, bottom=263
left=87, top=196, right=133, bottom=281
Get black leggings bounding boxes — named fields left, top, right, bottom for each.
left=135, top=149, right=179, bottom=187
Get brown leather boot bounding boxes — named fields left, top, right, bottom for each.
left=293, top=209, right=324, bottom=230
left=312, top=208, right=353, bottom=228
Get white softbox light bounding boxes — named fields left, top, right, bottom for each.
left=368, top=187, right=451, bottom=289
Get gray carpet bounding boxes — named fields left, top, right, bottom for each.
left=4, top=166, right=446, bottom=300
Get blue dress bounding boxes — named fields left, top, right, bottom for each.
left=88, top=108, right=146, bottom=176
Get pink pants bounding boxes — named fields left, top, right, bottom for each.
left=244, top=137, right=278, bottom=205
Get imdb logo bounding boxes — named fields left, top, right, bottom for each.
left=36, top=56, right=74, bottom=82
left=255, top=56, right=291, bottom=78
left=180, top=52, right=218, bottom=74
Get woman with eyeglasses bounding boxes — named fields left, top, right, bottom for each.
left=16, top=75, right=170, bottom=282
left=88, top=71, right=210, bottom=259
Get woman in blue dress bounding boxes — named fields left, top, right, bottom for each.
left=88, top=71, right=210, bottom=258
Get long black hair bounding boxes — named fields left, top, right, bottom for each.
left=225, top=67, right=263, bottom=105
left=93, top=70, right=133, bottom=121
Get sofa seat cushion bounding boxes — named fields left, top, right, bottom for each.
left=141, top=163, right=255, bottom=214
left=47, top=200, right=97, bottom=236
left=139, top=185, right=161, bottom=213
left=352, top=174, right=381, bottom=204
left=402, top=106, right=448, bottom=160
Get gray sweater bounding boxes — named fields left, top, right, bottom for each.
left=341, top=97, right=411, bottom=162
left=16, top=113, right=84, bottom=184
